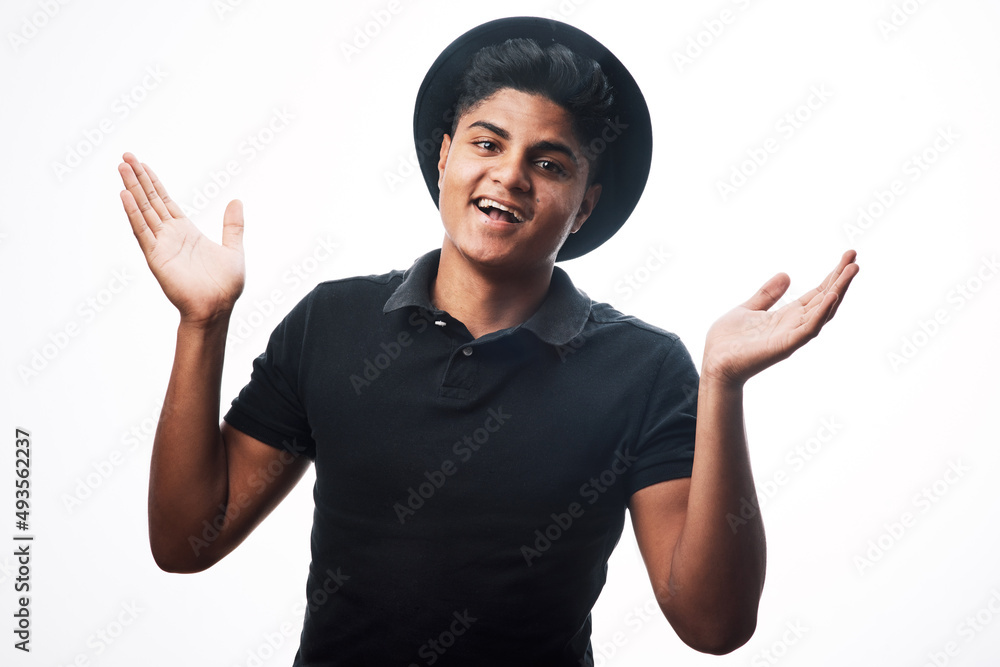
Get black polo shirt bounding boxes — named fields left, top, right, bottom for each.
left=224, top=249, right=699, bottom=666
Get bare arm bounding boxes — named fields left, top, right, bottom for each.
left=631, top=251, right=859, bottom=654
left=630, top=382, right=763, bottom=654
left=119, top=153, right=309, bottom=573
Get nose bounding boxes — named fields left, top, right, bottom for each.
left=489, top=150, right=531, bottom=192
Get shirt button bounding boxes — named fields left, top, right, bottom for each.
left=462, top=347, right=473, bottom=357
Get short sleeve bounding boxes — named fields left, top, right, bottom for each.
left=223, top=293, right=317, bottom=459
left=625, top=336, right=699, bottom=496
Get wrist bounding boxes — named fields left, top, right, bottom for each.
left=699, top=359, right=748, bottom=394
left=178, top=309, right=233, bottom=334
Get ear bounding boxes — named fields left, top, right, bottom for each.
left=437, top=134, right=452, bottom=189
left=571, top=183, right=602, bottom=234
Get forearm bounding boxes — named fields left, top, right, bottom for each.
left=148, top=315, right=232, bottom=571
left=662, top=376, right=765, bottom=652
left=649, top=251, right=856, bottom=652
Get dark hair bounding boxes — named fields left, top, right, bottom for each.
left=451, top=37, right=614, bottom=184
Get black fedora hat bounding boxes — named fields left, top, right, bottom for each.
left=413, top=16, right=653, bottom=262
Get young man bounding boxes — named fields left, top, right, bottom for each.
left=118, top=17, right=857, bottom=666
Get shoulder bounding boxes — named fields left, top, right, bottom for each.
left=308, top=268, right=405, bottom=300
left=287, top=267, right=406, bottom=317
left=555, top=297, right=695, bottom=378
left=266, top=268, right=408, bottom=344
left=586, top=300, right=684, bottom=348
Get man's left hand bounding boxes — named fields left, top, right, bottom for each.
left=702, top=250, right=860, bottom=387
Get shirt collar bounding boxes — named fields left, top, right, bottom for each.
left=383, top=249, right=592, bottom=346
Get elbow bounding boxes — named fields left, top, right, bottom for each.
left=152, top=554, right=207, bottom=575
left=150, top=548, right=210, bottom=574
left=658, top=591, right=759, bottom=655
left=679, top=615, right=757, bottom=655
left=148, top=504, right=232, bottom=574
left=149, top=534, right=220, bottom=574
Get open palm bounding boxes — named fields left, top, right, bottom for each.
left=703, top=250, right=859, bottom=386
left=118, top=153, right=245, bottom=325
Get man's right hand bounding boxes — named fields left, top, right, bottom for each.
left=118, top=152, right=245, bottom=326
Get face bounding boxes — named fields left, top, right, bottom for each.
left=436, top=88, right=602, bottom=273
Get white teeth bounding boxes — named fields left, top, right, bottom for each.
left=477, top=198, right=525, bottom=222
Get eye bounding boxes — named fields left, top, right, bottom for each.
left=536, top=159, right=567, bottom=175
left=473, top=139, right=499, bottom=152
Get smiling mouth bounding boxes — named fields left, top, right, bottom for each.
left=476, top=197, right=526, bottom=224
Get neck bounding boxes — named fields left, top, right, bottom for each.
left=432, top=243, right=554, bottom=339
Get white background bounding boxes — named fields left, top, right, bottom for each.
left=2, top=0, right=999, bottom=665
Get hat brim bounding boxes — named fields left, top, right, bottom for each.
left=413, top=16, right=652, bottom=262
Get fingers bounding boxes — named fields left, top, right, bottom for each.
left=819, top=248, right=854, bottom=280
left=810, top=250, right=858, bottom=319
left=118, top=160, right=162, bottom=235
left=742, top=272, right=791, bottom=312
left=142, top=162, right=187, bottom=220
left=790, top=291, right=839, bottom=347
left=797, top=249, right=859, bottom=310
left=120, top=189, right=156, bottom=254
left=119, top=152, right=171, bottom=227
left=825, top=260, right=859, bottom=321
left=800, top=250, right=859, bottom=334
left=818, top=249, right=857, bottom=297
left=222, top=199, right=245, bottom=252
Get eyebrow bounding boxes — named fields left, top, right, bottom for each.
left=467, top=120, right=580, bottom=166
